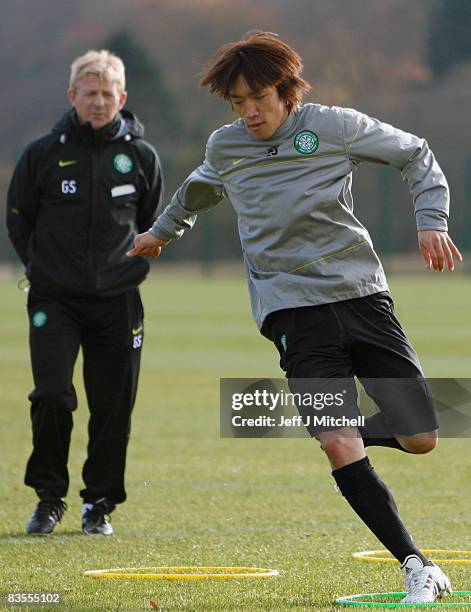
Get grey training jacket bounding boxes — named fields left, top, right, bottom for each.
left=151, top=104, right=449, bottom=330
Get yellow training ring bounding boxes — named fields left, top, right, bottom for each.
left=84, top=566, right=280, bottom=580
left=353, top=549, right=471, bottom=565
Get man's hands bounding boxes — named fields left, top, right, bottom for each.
left=418, top=230, right=462, bottom=272
left=126, top=229, right=463, bottom=270
left=127, top=232, right=169, bottom=259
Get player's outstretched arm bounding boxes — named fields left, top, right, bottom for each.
left=126, top=232, right=169, bottom=259
left=417, top=230, right=462, bottom=272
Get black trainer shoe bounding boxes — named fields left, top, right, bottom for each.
left=26, top=498, right=67, bottom=535
left=82, top=497, right=114, bottom=535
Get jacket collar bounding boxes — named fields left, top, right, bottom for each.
left=69, top=111, right=122, bottom=146
left=52, top=109, right=144, bottom=146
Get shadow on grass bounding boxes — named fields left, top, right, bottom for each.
left=0, top=529, right=89, bottom=542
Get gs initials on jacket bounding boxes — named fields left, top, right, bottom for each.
left=61, top=179, right=77, bottom=194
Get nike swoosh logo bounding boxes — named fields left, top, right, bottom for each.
left=58, top=160, right=77, bottom=168
left=132, top=326, right=143, bottom=335
left=232, top=158, right=245, bottom=166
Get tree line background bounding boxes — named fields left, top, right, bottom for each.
left=1, top=0, right=470, bottom=265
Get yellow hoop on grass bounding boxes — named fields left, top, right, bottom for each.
left=352, top=549, right=471, bottom=565
left=84, top=566, right=279, bottom=580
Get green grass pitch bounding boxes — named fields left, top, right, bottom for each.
left=1, top=272, right=470, bottom=610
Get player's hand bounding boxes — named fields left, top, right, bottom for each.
left=126, top=232, right=169, bottom=259
left=417, top=230, right=462, bottom=272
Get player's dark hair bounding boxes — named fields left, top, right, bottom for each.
left=198, top=31, right=311, bottom=112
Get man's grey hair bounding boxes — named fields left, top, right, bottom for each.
left=69, top=50, right=126, bottom=91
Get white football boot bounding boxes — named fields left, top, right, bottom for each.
left=401, top=554, right=452, bottom=604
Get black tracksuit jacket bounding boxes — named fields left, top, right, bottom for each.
left=6, top=109, right=163, bottom=297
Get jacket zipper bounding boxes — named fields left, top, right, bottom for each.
left=87, top=148, right=98, bottom=292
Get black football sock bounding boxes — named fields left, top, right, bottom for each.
left=359, top=413, right=410, bottom=452
left=332, top=457, right=431, bottom=565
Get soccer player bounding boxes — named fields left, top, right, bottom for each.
left=7, top=50, right=163, bottom=535
left=127, top=32, right=461, bottom=602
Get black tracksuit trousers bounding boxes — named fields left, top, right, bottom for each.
left=25, top=287, right=144, bottom=504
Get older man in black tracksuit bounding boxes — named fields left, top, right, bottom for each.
left=6, top=50, right=163, bottom=535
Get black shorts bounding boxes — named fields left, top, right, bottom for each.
left=262, top=292, right=438, bottom=436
